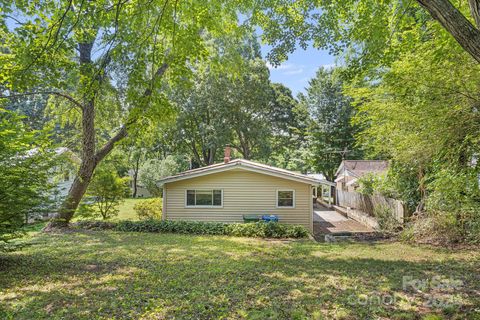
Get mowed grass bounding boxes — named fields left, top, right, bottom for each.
left=72, top=198, right=158, bottom=222
left=0, top=232, right=479, bottom=320
left=114, top=198, right=150, bottom=221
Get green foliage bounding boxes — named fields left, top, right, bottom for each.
left=138, top=155, right=187, bottom=196
left=224, top=222, right=309, bottom=238
left=134, top=198, right=162, bottom=220
left=0, top=108, right=53, bottom=250
left=356, top=173, right=383, bottom=196
left=268, top=83, right=312, bottom=172
left=2, top=0, right=250, bottom=222
left=114, top=220, right=309, bottom=238
left=157, top=33, right=310, bottom=168
left=254, top=1, right=431, bottom=76
left=299, top=67, right=362, bottom=180
left=424, top=167, right=480, bottom=243
left=80, top=166, right=130, bottom=220
left=344, top=14, right=480, bottom=243
left=73, top=220, right=117, bottom=230
left=168, top=34, right=277, bottom=164
left=373, top=205, right=402, bottom=235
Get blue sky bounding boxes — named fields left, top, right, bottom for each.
left=260, top=45, right=335, bottom=97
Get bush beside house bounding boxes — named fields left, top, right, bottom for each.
left=74, top=220, right=309, bottom=239
left=134, top=198, right=162, bottom=220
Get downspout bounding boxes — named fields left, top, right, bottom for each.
left=310, top=185, right=314, bottom=233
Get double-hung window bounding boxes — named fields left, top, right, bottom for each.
left=186, top=189, right=222, bottom=207
left=277, top=190, right=295, bottom=208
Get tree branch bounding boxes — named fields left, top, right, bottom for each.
left=0, top=91, right=84, bottom=109
left=94, top=61, right=169, bottom=164
left=469, top=0, right=480, bottom=28
left=94, top=125, right=128, bottom=165
left=417, top=0, right=480, bottom=63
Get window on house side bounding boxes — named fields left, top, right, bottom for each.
left=186, top=189, right=222, bottom=207
left=277, top=190, right=294, bottom=208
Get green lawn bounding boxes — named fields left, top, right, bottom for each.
left=73, top=198, right=158, bottom=222
left=114, top=198, right=149, bottom=221
left=0, top=232, right=479, bottom=320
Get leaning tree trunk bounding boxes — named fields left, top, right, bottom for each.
left=44, top=40, right=168, bottom=229
left=417, top=0, right=480, bottom=63
left=45, top=41, right=98, bottom=229
left=51, top=105, right=96, bottom=227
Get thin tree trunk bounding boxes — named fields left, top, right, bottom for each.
left=417, top=0, right=480, bottom=63
left=132, top=155, right=140, bottom=198
left=190, top=140, right=203, bottom=166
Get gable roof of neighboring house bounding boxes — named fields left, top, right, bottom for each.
left=54, top=147, right=81, bottom=165
left=159, top=159, right=335, bottom=186
left=335, top=160, right=389, bottom=182
left=24, top=147, right=81, bottom=165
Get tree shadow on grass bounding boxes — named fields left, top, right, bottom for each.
left=0, top=231, right=479, bottom=320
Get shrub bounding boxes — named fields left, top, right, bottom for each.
left=224, top=222, right=309, bottom=238
left=134, top=198, right=162, bottom=220
left=73, top=220, right=117, bottom=230
left=79, top=166, right=130, bottom=220
left=373, top=204, right=402, bottom=235
left=114, top=220, right=309, bottom=238
left=424, top=168, right=480, bottom=243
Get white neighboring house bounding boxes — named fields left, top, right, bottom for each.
left=48, top=147, right=81, bottom=211
left=23, top=147, right=81, bottom=221
left=335, top=160, right=389, bottom=192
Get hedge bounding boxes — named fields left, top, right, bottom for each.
left=73, top=220, right=117, bottom=230
left=74, top=220, right=309, bottom=239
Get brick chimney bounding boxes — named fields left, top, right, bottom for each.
left=223, top=144, right=231, bottom=163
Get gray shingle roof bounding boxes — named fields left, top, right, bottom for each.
left=158, top=159, right=335, bottom=186
left=336, top=160, right=389, bottom=178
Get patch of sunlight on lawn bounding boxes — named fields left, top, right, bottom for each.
left=114, top=198, right=145, bottom=221
left=71, top=198, right=159, bottom=222
left=0, top=231, right=478, bottom=320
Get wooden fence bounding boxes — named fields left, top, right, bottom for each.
left=336, top=190, right=405, bottom=223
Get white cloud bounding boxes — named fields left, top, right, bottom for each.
left=320, top=63, right=335, bottom=70
left=266, top=62, right=275, bottom=70
left=267, top=62, right=305, bottom=75
left=284, top=68, right=304, bottom=75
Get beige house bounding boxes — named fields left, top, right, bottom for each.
left=335, top=160, right=389, bottom=192
left=159, top=154, right=332, bottom=232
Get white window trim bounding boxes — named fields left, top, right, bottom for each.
left=184, top=189, right=224, bottom=208
left=276, top=189, right=295, bottom=208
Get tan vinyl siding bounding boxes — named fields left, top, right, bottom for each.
left=164, top=168, right=313, bottom=231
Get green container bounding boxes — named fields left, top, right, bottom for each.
left=243, top=214, right=261, bottom=223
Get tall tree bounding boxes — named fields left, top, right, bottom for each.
left=227, top=58, right=273, bottom=160
left=170, top=34, right=275, bottom=164
left=348, top=31, right=480, bottom=238
left=268, top=83, right=311, bottom=172
left=300, top=67, right=361, bottom=180
left=1, top=1, right=243, bottom=228
left=173, top=65, right=232, bottom=166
